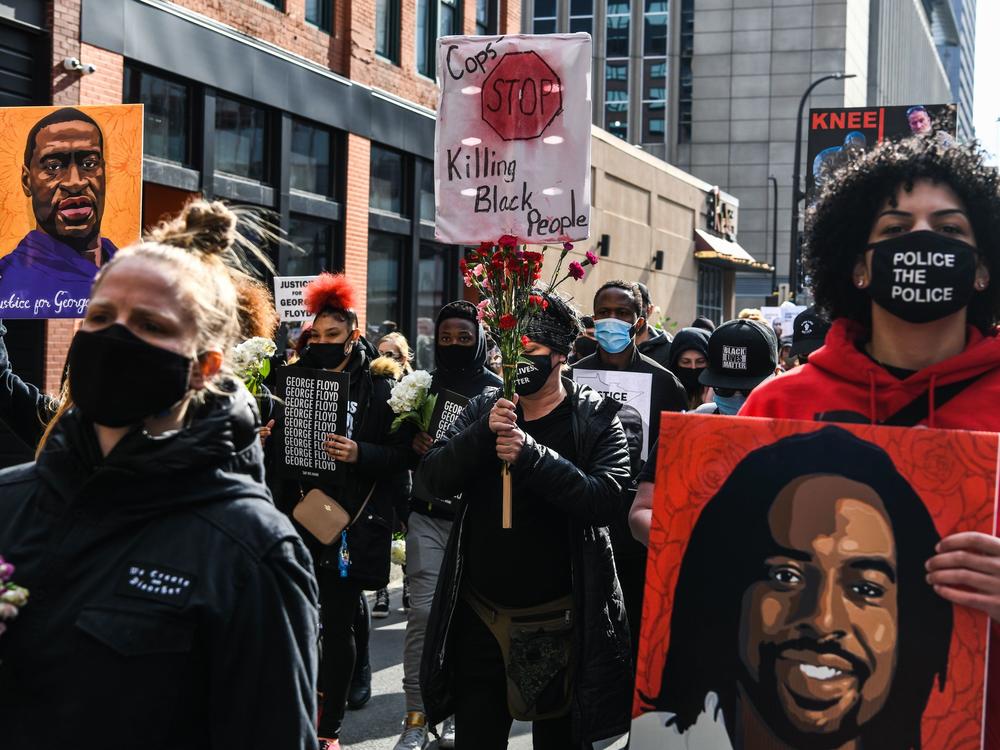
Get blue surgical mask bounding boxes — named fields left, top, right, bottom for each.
left=713, top=392, right=747, bottom=416
left=594, top=318, right=635, bottom=354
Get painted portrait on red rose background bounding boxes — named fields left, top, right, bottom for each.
left=631, top=414, right=997, bottom=750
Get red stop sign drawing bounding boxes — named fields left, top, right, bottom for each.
left=481, top=51, right=563, bottom=141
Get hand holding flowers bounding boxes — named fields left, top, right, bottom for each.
left=0, top=555, right=28, bottom=639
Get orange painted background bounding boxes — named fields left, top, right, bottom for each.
left=0, top=104, right=143, bottom=256
left=634, top=413, right=999, bottom=750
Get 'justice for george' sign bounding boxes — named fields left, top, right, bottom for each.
left=434, top=33, right=593, bottom=245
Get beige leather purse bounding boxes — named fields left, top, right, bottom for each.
left=293, top=484, right=376, bottom=545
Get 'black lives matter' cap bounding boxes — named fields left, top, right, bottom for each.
left=789, top=307, right=832, bottom=358
left=699, top=319, right=778, bottom=391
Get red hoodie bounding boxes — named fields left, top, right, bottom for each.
left=743, top=317, right=1000, bottom=747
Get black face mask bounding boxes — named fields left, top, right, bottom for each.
left=674, top=366, right=705, bottom=396
left=572, top=335, right=598, bottom=360
left=68, top=324, right=193, bottom=428
left=436, top=343, right=476, bottom=372
left=514, top=354, right=554, bottom=396
left=867, top=230, right=978, bottom=324
left=299, top=342, right=350, bottom=370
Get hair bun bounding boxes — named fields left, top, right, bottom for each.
left=150, top=199, right=237, bottom=257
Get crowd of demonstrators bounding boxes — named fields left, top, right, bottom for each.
left=269, top=272, right=413, bottom=750
left=391, top=300, right=501, bottom=750
left=0, top=201, right=319, bottom=748
left=571, top=280, right=686, bottom=663
left=418, top=290, right=633, bottom=749
left=666, top=327, right=711, bottom=410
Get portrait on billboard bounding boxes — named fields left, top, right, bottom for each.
left=0, top=104, right=143, bottom=318
left=631, top=414, right=997, bottom=750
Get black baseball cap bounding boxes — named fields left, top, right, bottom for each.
left=699, top=319, right=778, bottom=390
left=789, top=307, right=831, bottom=358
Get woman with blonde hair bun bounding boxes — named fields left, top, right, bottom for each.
left=0, top=199, right=320, bottom=749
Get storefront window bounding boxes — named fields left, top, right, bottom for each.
left=290, top=118, right=332, bottom=196
left=696, top=264, right=724, bottom=325
left=367, top=232, right=405, bottom=339
left=418, top=158, right=435, bottom=222
left=286, top=216, right=335, bottom=276
left=215, top=95, right=268, bottom=182
left=415, top=243, right=450, bottom=369
left=370, top=144, right=406, bottom=215
left=124, top=66, right=190, bottom=165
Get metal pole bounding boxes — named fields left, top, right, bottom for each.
left=789, top=72, right=856, bottom=296
left=768, top=175, right=778, bottom=293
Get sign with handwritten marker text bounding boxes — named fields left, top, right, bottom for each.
left=435, top=33, right=592, bottom=244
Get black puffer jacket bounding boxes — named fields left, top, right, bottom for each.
left=417, top=378, right=634, bottom=744
left=0, top=321, right=56, bottom=453
left=0, top=384, right=319, bottom=750
left=274, top=341, right=414, bottom=590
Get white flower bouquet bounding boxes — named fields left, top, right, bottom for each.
left=0, top=555, right=28, bottom=639
left=390, top=535, right=406, bottom=567
left=232, top=336, right=277, bottom=395
left=387, top=369, right=437, bottom=434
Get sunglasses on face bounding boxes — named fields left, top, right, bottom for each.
left=380, top=352, right=403, bottom=361
left=713, top=387, right=749, bottom=398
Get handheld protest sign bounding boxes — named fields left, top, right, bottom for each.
left=631, top=413, right=997, bottom=750
left=435, top=33, right=592, bottom=244
left=274, top=275, right=319, bottom=324
left=276, top=367, right=350, bottom=484
left=572, top=369, right=652, bottom=470
left=411, top=389, right=470, bottom=510
left=0, top=104, right=143, bottom=318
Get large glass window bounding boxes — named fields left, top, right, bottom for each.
left=533, top=0, right=557, bottom=35
left=370, top=145, right=406, bottom=215
left=367, top=232, right=405, bottom=339
left=376, top=0, right=400, bottom=62
left=569, top=0, right=593, bottom=35
left=305, top=0, right=332, bottom=31
left=418, top=0, right=461, bottom=77
left=678, top=0, right=694, bottom=143
left=286, top=217, right=335, bottom=276
left=414, top=243, right=450, bottom=369
left=124, top=66, right=190, bottom=165
left=641, top=0, right=668, bottom=143
left=475, top=0, right=495, bottom=35
left=696, top=264, right=724, bottom=325
left=605, top=0, right=630, bottom=140
left=215, top=95, right=268, bottom=182
left=418, top=158, right=435, bottom=222
left=290, top=119, right=332, bottom=196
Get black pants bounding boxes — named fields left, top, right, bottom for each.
left=353, top=589, right=371, bottom=679
left=317, top=573, right=364, bottom=739
left=453, top=601, right=576, bottom=750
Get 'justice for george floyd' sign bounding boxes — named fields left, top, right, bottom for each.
left=434, top=34, right=593, bottom=244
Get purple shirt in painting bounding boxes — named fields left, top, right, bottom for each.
left=0, top=230, right=116, bottom=318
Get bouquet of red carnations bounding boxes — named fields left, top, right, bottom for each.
left=461, top=236, right=597, bottom=527
left=0, top=555, right=28, bottom=639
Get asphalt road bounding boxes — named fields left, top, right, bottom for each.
left=339, top=582, right=628, bottom=750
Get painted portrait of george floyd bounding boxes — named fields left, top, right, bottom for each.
left=0, top=104, right=142, bottom=318
left=631, top=415, right=997, bottom=750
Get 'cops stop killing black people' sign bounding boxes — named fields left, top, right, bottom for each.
left=434, top=33, right=592, bottom=244
left=276, top=368, right=350, bottom=484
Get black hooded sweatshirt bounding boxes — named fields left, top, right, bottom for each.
left=0, top=384, right=320, bottom=750
left=409, top=301, right=502, bottom=521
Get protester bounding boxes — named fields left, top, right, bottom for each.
left=628, top=318, right=779, bottom=547
left=0, top=201, right=319, bottom=748
left=666, top=326, right=711, bottom=410
left=273, top=272, right=413, bottom=750
left=690, top=315, right=716, bottom=332
left=635, top=281, right=673, bottom=367
left=392, top=300, right=501, bottom=750
left=572, top=280, right=686, bottom=659
left=418, top=290, right=633, bottom=749
left=568, top=315, right=597, bottom=363
left=486, top=336, right=503, bottom=375
left=739, top=138, right=1000, bottom=744
left=0, top=322, right=56, bottom=451
left=378, top=331, right=414, bottom=376
left=787, top=306, right=831, bottom=366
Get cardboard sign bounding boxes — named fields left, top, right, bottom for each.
left=276, top=368, right=350, bottom=483
left=274, top=275, right=318, bottom=324
left=806, top=104, right=956, bottom=199
left=412, top=389, right=470, bottom=509
left=760, top=304, right=806, bottom=342
left=631, top=414, right=997, bottom=750
left=435, top=33, right=593, bottom=244
left=573, top=369, right=652, bottom=462
left=0, top=104, right=143, bottom=318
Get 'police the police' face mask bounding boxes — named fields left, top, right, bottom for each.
left=866, top=230, right=978, bottom=324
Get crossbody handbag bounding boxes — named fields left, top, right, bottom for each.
left=462, top=587, right=576, bottom=721
left=293, top=482, right=377, bottom=545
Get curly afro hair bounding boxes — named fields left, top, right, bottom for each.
left=303, top=273, right=358, bottom=325
left=804, top=137, right=1000, bottom=334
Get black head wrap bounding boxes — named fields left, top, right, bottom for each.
left=524, top=290, right=581, bottom=355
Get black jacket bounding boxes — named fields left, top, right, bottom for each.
left=637, top=326, right=673, bottom=369
left=417, top=378, right=634, bottom=744
left=0, top=384, right=319, bottom=750
left=274, top=341, right=414, bottom=590
left=0, top=321, right=56, bottom=455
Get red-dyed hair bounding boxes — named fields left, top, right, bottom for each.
left=303, top=273, right=358, bottom=316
